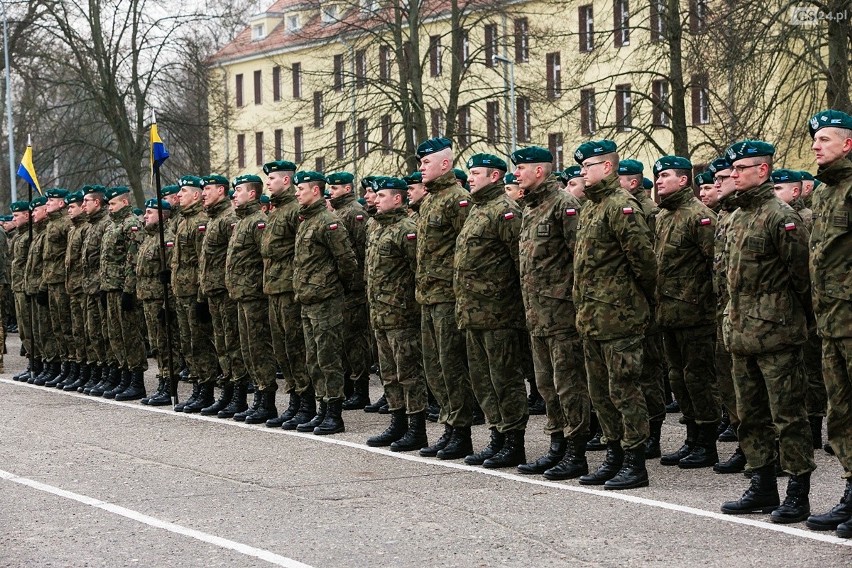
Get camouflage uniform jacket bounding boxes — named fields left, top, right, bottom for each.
left=136, top=223, right=175, bottom=301
left=629, top=186, right=660, bottom=235
left=81, top=206, right=110, bottom=296
left=293, top=199, right=357, bottom=306
left=365, top=207, right=418, bottom=330
left=453, top=181, right=523, bottom=330
left=42, top=210, right=71, bottom=285
left=24, top=221, right=47, bottom=295
left=100, top=205, right=143, bottom=294
left=0, top=229, right=7, bottom=287
left=811, top=158, right=852, bottom=339
left=171, top=199, right=207, bottom=298
left=64, top=214, right=89, bottom=296
left=10, top=227, right=30, bottom=294
left=167, top=204, right=181, bottom=234
left=654, top=187, right=717, bottom=329
left=723, top=182, right=811, bottom=355
left=791, top=198, right=814, bottom=230
left=329, top=193, right=368, bottom=291
left=408, top=200, right=422, bottom=223
left=225, top=200, right=267, bottom=302
left=416, top=170, right=470, bottom=305
left=574, top=172, right=657, bottom=340
left=519, top=175, right=582, bottom=337
left=713, top=194, right=740, bottom=323
left=260, top=188, right=299, bottom=295
left=199, top=199, right=235, bottom=298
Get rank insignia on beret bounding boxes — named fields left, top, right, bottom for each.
left=459, top=199, right=469, bottom=207
left=700, top=218, right=712, bottom=226
left=328, top=223, right=338, bottom=230
left=356, top=214, right=364, bottom=221
left=198, top=224, right=206, bottom=232
left=165, top=241, right=174, bottom=248
left=406, top=232, right=416, bottom=240
left=622, top=207, right=634, bottom=215
left=565, top=208, right=577, bottom=216
left=257, top=222, right=266, bottom=230
left=784, top=222, right=797, bottom=231
left=503, top=212, right=515, bottom=220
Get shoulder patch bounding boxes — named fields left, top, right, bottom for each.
left=355, top=214, right=365, bottom=221
left=298, top=215, right=305, bottom=222
left=459, top=199, right=469, bottom=207
left=328, top=223, right=339, bottom=230
left=699, top=217, right=712, bottom=226
left=165, top=241, right=175, bottom=248
left=197, top=224, right=206, bottom=232
left=565, top=208, right=577, bottom=216
left=406, top=232, right=416, bottom=240
left=503, top=211, right=515, bottom=220
left=784, top=222, right=797, bottom=231
left=130, top=226, right=139, bottom=232
left=622, top=207, right=634, bottom=215
left=230, top=222, right=236, bottom=230
left=257, top=222, right=266, bottom=230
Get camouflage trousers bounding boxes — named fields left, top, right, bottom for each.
left=804, top=325, right=827, bottom=417
left=732, top=347, right=816, bottom=476
left=14, top=292, right=32, bottom=356
left=142, top=299, right=180, bottom=378
left=35, top=298, right=56, bottom=362
left=47, top=283, right=72, bottom=359
left=105, top=291, right=148, bottom=372
left=85, top=294, right=112, bottom=367
left=236, top=298, right=278, bottom=392
left=466, top=328, right=529, bottom=433
left=583, top=334, right=650, bottom=450
left=343, top=292, right=371, bottom=379
left=638, top=331, right=667, bottom=422
left=715, top=323, right=738, bottom=427
left=662, top=325, right=720, bottom=424
left=67, top=293, right=87, bottom=363
left=421, top=302, right=473, bottom=428
left=208, top=291, right=247, bottom=385
left=531, top=330, right=590, bottom=439
left=0, top=284, right=6, bottom=353
left=823, top=337, right=852, bottom=477
left=269, top=292, right=310, bottom=395
left=519, top=332, right=535, bottom=382
left=302, top=296, right=345, bottom=402
left=174, top=295, right=217, bottom=381
left=375, top=326, right=427, bottom=413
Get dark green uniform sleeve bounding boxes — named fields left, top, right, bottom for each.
left=774, top=213, right=812, bottom=318
left=123, top=219, right=144, bottom=294
left=497, top=206, right=522, bottom=274
left=326, top=222, right=358, bottom=290
left=610, top=203, right=657, bottom=302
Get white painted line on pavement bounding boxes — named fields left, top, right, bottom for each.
left=0, top=467, right=314, bottom=568
left=3, top=377, right=851, bottom=548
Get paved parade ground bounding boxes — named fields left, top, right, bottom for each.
left=0, top=335, right=850, bottom=568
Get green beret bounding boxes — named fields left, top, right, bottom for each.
left=511, top=146, right=552, bottom=165
left=30, top=196, right=47, bottom=210
left=643, top=177, right=653, bottom=190
left=144, top=198, right=171, bottom=210
left=83, top=184, right=107, bottom=196
left=617, top=159, right=644, bottom=176
left=504, top=173, right=518, bottom=185
left=178, top=175, right=203, bottom=188
left=228, top=189, right=235, bottom=199
left=799, top=171, right=814, bottom=181
left=813, top=179, right=823, bottom=189
left=564, top=166, right=582, bottom=180
left=326, top=171, right=354, bottom=185
left=365, top=176, right=383, bottom=191
left=725, top=140, right=775, bottom=163
left=105, top=186, right=131, bottom=201
left=64, top=191, right=84, bottom=205
left=453, top=168, right=468, bottom=184
left=232, top=174, right=262, bottom=187
left=11, top=200, right=30, bottom=212
left=375, top=177, right=408, bottom=190
left=708, top=157, right=731, bottom=174
left=415, top=137, right=452, bottom=159
left=293, top=171, right=325, bottom=185
left=694, top=171, right=714, bottom=186
left=573, top=139, right=617, bottom=164
left=161, top=184, right=180, bottom=196
left=653, top=156, right=692, bottom=176
left=770, top=169, right=803, bottom=184
left=403, top=172, right=422, bottom=185
left=0, top=214, right=12, bottom=222
left=202, top=174, right=229, bottom=187
left=467, top=153, right=507, bottom=171
left=260, top=194, right=270, bottom=204
left=263, top=160, right=297, bottom=174
left=45, top=188, right=69, bottom=199
left=808, top=109, right=852, bottom=138
left=360, top=175, right=376, bottom=190
left=132, top=207, right=143, bottom=216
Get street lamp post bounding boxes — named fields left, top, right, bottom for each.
left=1, top=1, right=15, bottom=202
left=494, top=55, right=516, bottom=154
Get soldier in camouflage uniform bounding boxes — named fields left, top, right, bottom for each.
left=805, top=111, right=852, bottom=538
left=56, top=191, right=89, bottom=390
left=719, top=140, right=815, bottom=524
left=260, top=160, right=314, bottom=429
left=800, top=171, right=816, bottom=209
left=404, top=172, right=426, bottom=224
left=652, top=156, right=720, bottom=469
left=414, top=138, right=475, bottom=460
left=227, top=174, right=281, bottom=424
left=25, top=197, right=53, bottom=383
left=292, top=171, right=358, bottom=435
left=327, top=171, right=373, bottom=409
left=573, top=140, right=656, bottom=491
left=0, top=214, right=8, bottom=365
left=40, top=188, right=73, bottom=386
left=9, top=202, right=31, bottom=379
left=512, top=147, right=590, bottom=480
left=697, top=171, right=720, bottom=213
left=161, top=184, right=182, bottom=235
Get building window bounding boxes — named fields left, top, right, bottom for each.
left=580, top=88, right=596, bottom=135
left=379, top=45, right=392, bottom=81
left=548, top=133, right=564, bottom=171
left=516, top=97, right=531, bottom=143
left=333, top=54, right=344, bottom=91
left=335, top=121, right=346, bottom=160
left=692, top=74, right=710, bottom=124
left=546, top=52, right=561, bottom=99
left=237, top=133, right=246, bottom=168
left=274, top=129, right=283, bottom=160
left=272, top=66, right=281, bottom=102
left=614, top=0, right=630, bottom=47
left=294, top=127, right=304, bottom=162
left=321, top=4, right=339, bottom=23
left=690, top=0, right=708, bottom=34
left=255, top=131, right=264, bottom=165
left=253, top=70, right=262, bottom=104
left=429, top=35, right=442, bottom=77
left=457, top=105, right=471, bottom=147
left=430, top=108, right=445, bottom=138
left=381, top=114, right=392, bottom=155
left=514, top=18, right=529, bottom=63
left=455, top=28, right=469, bottom=65
left=235, top=73, right=244, bottom=107
left=355, top=49, right=367, bottom=88
left=651, top=80, right=670, bottom=127
left=357, top=118, right=369, bottom=156
left=486, top=100, right=500, bottom=144
left=579, top=6, right=594, bottom=52
left=315, top=157, right=325, bottom=172
left=615, top=84, right=632, bottom=131
left=313, top=91, right=324, bottom=128
left=286, top=14, right=300, bottom=31
left=650, top=0, right=666, bottom=42
left=252, top=23, right=265, bottom=41
left=484, top=24, right=497, bottom=68
left=292, top=62, right=302, bottom=99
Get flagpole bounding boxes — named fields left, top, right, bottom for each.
left=24, top=135, right=35, bottom=380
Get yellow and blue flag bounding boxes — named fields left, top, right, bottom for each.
left=16, top=142, right=41, bottom=195
left=150, top=113, right=169, bottom=171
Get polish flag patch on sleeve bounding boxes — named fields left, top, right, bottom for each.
left=503, top=212, right=515, bottom=220
left=328, top=223, right=339, bottom=230
left=565, top=208, right=577, bottom=216
left=699, top=218, right=712, bottom=226
left=622, top=207, right=634, bottom=215
left=197, top=224, right=206, bottom=232
left=784, top=222, right=797, bottom=231
left=459, top=199, right=469, bottom=207
left=406, top=232, right=416, bottom=240
left=257, top=222, right=266, bottom=230
left=165, top=241, right=175, bottom=248
left=356, top=214, right=365, bottom=221
left=131, top=226, right=139, bottom=232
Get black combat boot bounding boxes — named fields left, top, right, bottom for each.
left=544, top=435, right=590, bottom=480
left=342, top=373, right=371, bottom=410
left=367, top=409, right=408, bottom=447
left=809, top=416, right=823, bottom=449
left=721, top=464, right=780, bottom=514
left=679, top=422, right=719, bottom=469
left=91, top=366, right=120, bottom=396
left=266, top=390, right=300, bottom=427
left=79, top=364, right=102, bottom=393
left=184, top=382, right=215, bottom=413
left=661, top=420, right=696, bottom=465
left=391, top=411, right=428, bottom=452
left=245, top=389, right=278, bottom=424
left=57, top=362, right=80, bottom=389
left=297, top=400, right=327, bottom=432
left=838, top=519, right=852, bottom=539
left=465, top=428, right=506, bottom=466
left=104, top=369, right=132, bottom=399
left=314, top=399, right=345, bottom=435
left=175, top=382, right=201, bottom=412
left=426, top=388, right=440, bottom=422
left=517, top=432, right=566, bottom=474
left=714, top=445, right=747, bottom=474
left=420, top=424, right=453, bottom=457
left=283, top=388, right=317, bottom=430
left=115, top=370, right=146, bottom=401
left=364, top=394, right=387, bottom=413
left=579, top=442, right=625, bottom=485
left=30, top=359, right=48, bottom=384
left=141, top=374, right=164, bottom=405
left=218, top=381, right=248, bottom=418
left=807, top=480, right=852, bottom=531
left=527, top=380, right=545, bottom=415
left=65, top=363, right=89, bottom=391
left=605, top=445, right=649, bottom=490
left=45, top=361, right=69, bottom=387
left=148, top=376, right=176, bottom=406
left=13, top=360, right=32, bottom=381
left=771, top=472, right=811, bottom=523
left=717, top=408, right=730, bottom=438
left=718, top=423, right=738, bottom=442
left=645, top=419, right=664, bottom=459
left=234, top=389, right=262, bottom=422
left=437, top=426, right=473, bottom=460
left=35, top=361, right=60, bottom=386
left=483, top=430, right=526, bottom=469
left=201, top=383, right=234, bottom=416
left=586, top=412, right=605, bottom=451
